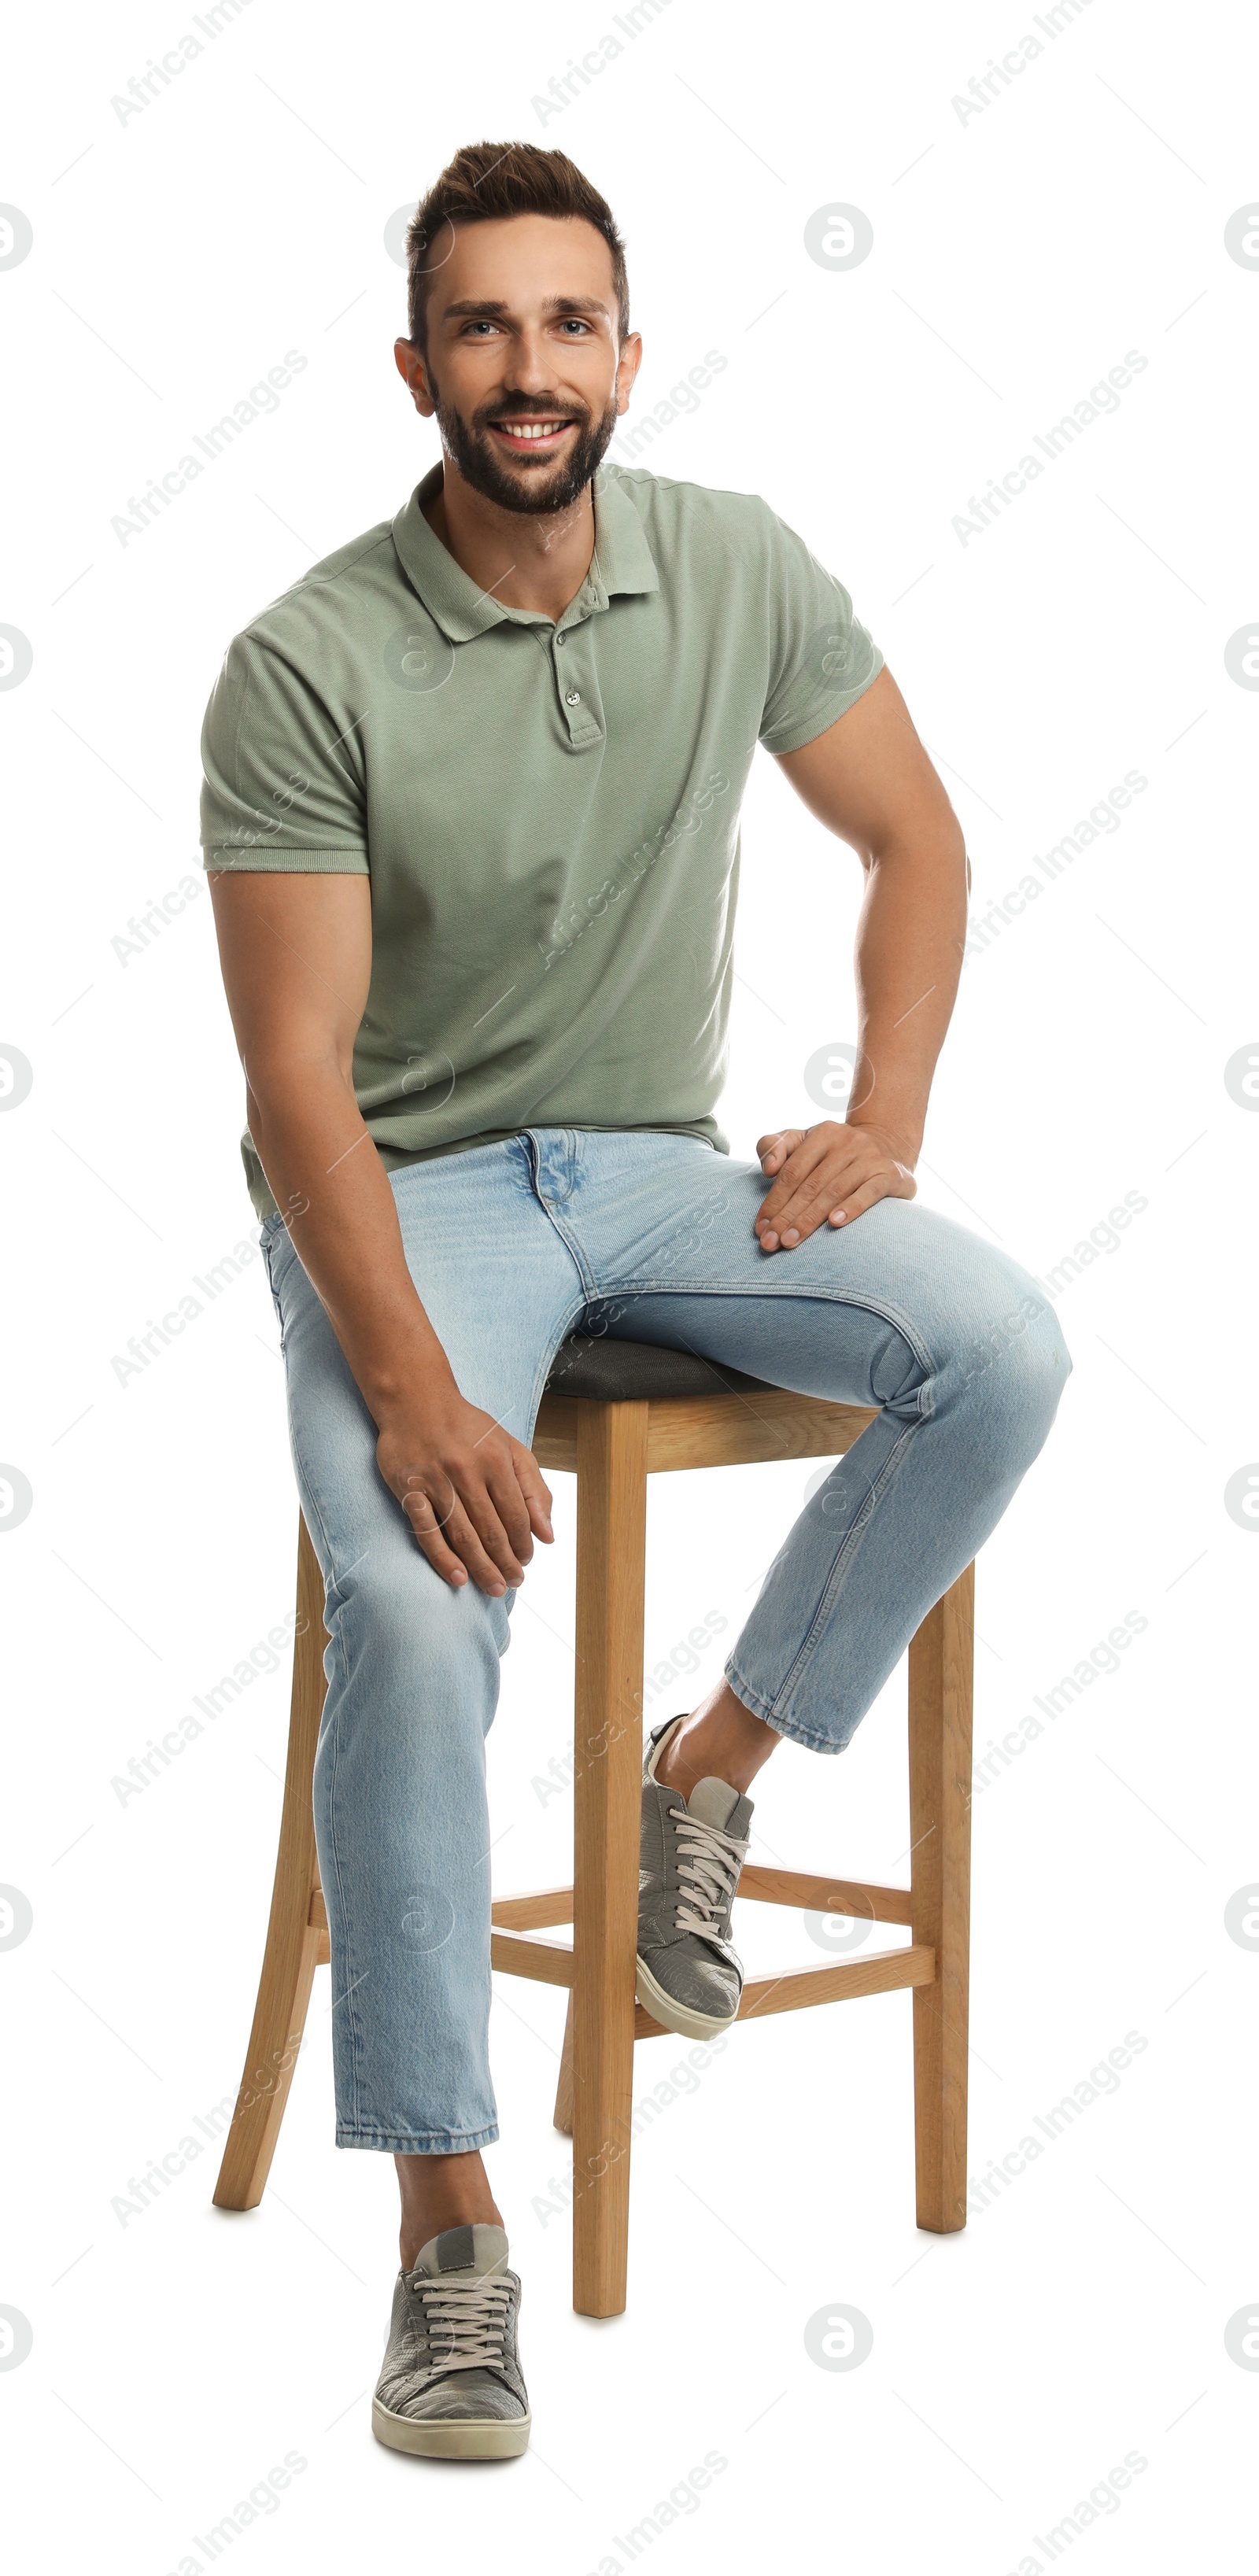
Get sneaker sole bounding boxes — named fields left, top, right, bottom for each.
left=635, top=1953, right=740, bottom=2043
left=371, top=2397, right=531, bottom=2460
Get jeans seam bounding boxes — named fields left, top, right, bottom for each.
left=336, top=2123, right=501, bottom=2153
left=320, top=1626, right=367, bottom=2141
left=261, top=1220, right=297, bottom=1343
left=284, top=1423, right=366, bottom=2139
left=723, top=1660, right=845, bottom=1754
left=523, top=1296, right=590, bottom=1441
left=742, top=1413, right=924, bottom=1717
left=537, top=1202, right=599, bottom=1301
left=589, top=1274, right=941, bottom=1384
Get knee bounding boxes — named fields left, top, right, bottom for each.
left=1019, top=1297, right=1071, bottom=1435
left=979, top=1286, right=1072, bottom=1458
left=328, top=1544, right=508, bottom=1703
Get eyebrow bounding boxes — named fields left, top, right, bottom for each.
left=439, top=295, right=611, bottom=323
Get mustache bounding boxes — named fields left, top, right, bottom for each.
left=476, top=393, right=587, bottom=427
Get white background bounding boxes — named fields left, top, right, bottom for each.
left=2, top=0, right=1257, bottom=2567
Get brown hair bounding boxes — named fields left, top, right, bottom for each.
left=405, top=141, right=630, bottom=352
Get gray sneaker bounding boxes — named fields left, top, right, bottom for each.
left=636, top=1718, right=753, bottom=2043
left=372, top=2222, right=530, bottom=2460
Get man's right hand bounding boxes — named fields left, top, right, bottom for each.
left=376, top=1385, right=554, bottom=1596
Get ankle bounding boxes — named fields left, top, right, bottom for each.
left=653, top=1721, right=709, bottom=1798
left=655, top=1703, right=775, bottom=1800
left=399, top=2205, right=503, bottom=2271
left=396, top=2152, right=503, bottom=2269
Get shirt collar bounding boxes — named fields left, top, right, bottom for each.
left=390, top=460, right=659, bottom=640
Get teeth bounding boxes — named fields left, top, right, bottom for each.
left=497, top=421, right=567, bottom=439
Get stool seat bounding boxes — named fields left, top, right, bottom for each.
left=544, top=1334, right=776, bottom=1403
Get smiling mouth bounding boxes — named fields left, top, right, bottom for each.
left=487, top=417, right=578, bottom=454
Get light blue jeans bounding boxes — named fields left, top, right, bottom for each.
left=261, top=1128, right=1070, bottom=2152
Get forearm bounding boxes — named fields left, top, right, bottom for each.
left=847, top=826, right=967, bottom=1160
left=247, top=1057, right=456, bottom=1415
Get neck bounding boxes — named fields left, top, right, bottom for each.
left=423, top=460, right=596, bottom=624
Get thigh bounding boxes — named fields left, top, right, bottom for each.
left=262, top=1140, right=583, bottom=1587
left=580, top=1145, right=1053, bottom=1404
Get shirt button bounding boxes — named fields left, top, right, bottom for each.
left=555, top=632, right=566, bottom=647
left=565, top=688, right=582, bottom=707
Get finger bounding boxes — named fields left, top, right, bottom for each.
left=773, top=1181, right=858, bottom=1247
left=472, top=1425, right=550, bottom=1563
left=770, top=1159, right=869, bottom=1239
left=509, top=1445, right=555, bottom=1541
left=762, top=1146, right=891, bottom=1247
left=756, top=1135, right=855, bottom=1242
left=457, top=1477, right=530, bottom=1589
left=401, top=1486, right=471, bottom=1589
left=401, top=1475, right=519, bottom=1593
left=438, top=1490, right=522, bottom=1596
left=826, top=1174, right=906, bottom=1229
left=479, top=1457, right=537, bottom=1572
left=755, top=1127, right=804, bottom=1175
left=755, top=1128, right=810, bottom=1190
left=755, top=1145, right=830, bottom=1234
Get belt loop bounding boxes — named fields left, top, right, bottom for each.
left=522, top=1128, right=548, bottom=1205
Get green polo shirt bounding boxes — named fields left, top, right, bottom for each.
left=200, top=460, right=882, bottom=1220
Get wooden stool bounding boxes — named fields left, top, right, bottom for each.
left=214, top=1338, right=974, bottom=2320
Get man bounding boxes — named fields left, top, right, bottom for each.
left=201, top=140, right=1069, bottom=2463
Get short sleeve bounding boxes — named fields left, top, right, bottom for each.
left=200, top=632, right=369, bottom=873
left=757, top=510, right=884, bottom=758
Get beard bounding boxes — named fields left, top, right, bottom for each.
left=430, top=379, right=619, bottom=518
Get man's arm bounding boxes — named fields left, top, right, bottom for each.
left=753, top=666, right=968, bottom=1250
left=209, top=870, right=552, bottom=1592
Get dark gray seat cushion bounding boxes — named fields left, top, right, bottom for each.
left=542, top=1336, right=778, bottom=1403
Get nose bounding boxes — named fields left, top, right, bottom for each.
left=497, top=330, right=575, bottom=400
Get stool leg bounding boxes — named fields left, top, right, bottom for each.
left=552, top=1995, right=574, bottom=2136
left=907, top=1560, right=974, bottom=2233
left=570, top=1400, right=648, bottom=2316
left=214, top=1515, right=328, bottom=2211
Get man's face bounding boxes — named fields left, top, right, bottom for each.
left=394, top=213, right=641, bottom=517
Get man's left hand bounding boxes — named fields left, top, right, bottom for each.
left=754, top=1121, right=917, bottom=1251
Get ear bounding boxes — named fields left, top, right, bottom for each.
left=393, top=338, right=436, bottom=418
left=615, top=330, right=644, bottom=416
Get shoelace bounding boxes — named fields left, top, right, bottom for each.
left=667, top=1806, right=750, bottom=1943
left=412, top=2270, right=513, bottom=2382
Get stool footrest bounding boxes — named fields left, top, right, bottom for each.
left=685, top=1943, right=934, bottom=2024
left=490, top=1870, right=912, bottom=1937
left=490, top=1886, right=574, bottom=1931
left=491, top=1928, right=935, bottom=2015
left=740, top=1865, right=912, bottom=1927
left=491, top=1928, right=574, bottom=1987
